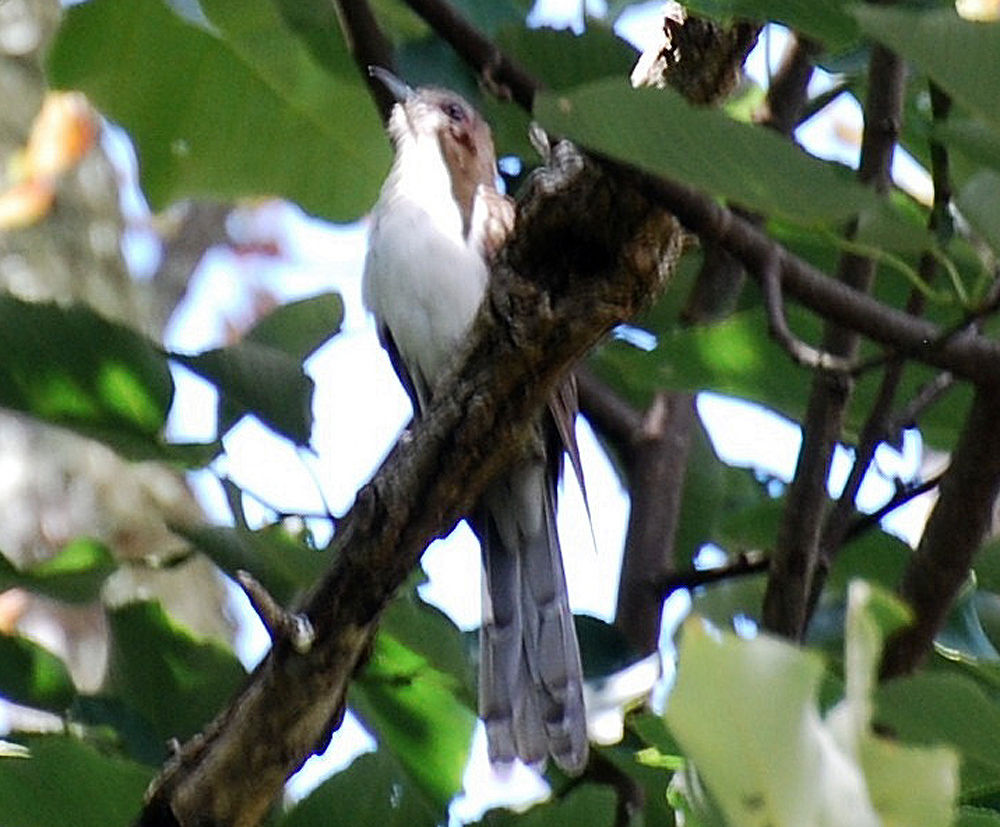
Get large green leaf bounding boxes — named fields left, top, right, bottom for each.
left=535, top=79, right=879, bottom=225
left=0, top=634, right=76, bottom=713
left=351, top=632, right=475, bottom=817
left=682, top=0, right=859, bottom=52
left=278, top=751, right=438, bottom=827
left=48, top=0, right=389, bottom=220
left=173, top=340, right=314, bottom=444
left=175, top=522, right=328, bottom=606
left=474, top=785, right=618, bottom=826
left=0, top=734, right=151, bottom=827
left=105, top=601, right=245, bottom=744
left=876, top=672, right=1000, bottom=798
left=957, top=170, right=1000, bottom=256
left=0, top=295, right=173, bottom=458
left=244, top=291, right=344, bottom=362
left=0, top=538, right=116, bottom=604
left=854, top=7, right=1000, bottom=133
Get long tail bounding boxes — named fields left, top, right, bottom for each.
left=477, top=458, right=588, bottom=774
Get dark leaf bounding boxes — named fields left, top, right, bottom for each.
left=0, top=634, right=76, bottom=713
left=0, top=734, right=151, bottom=827
left=105, top=601, right=245, bottom=743
left=0, top=538, right=116, bottom=604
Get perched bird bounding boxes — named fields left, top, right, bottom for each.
left=362, top=67, right=588, bottom=774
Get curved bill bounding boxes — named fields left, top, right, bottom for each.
left=367, top=66, right=415, bottom=102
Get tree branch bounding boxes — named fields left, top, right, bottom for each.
left=761, top=38, right=907, bottom=640
left=400, top=0, right=538, bottom=109
left=881, top=385, right=1000, bottom=678
left=333, top=0, right=399, bottom=121
left=138, top=144, right=687, bottom=826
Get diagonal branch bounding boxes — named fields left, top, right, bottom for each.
left=138, top=144, right=687, bottom=827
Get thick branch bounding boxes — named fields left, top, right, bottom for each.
left=138, top=146, right=686, bottom=826
left=614, top=391, right=696, bottom=654
left=881, top=385, right=1000, bottom=677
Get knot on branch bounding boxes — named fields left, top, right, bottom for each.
left=504, top=139, right=688, bottom=318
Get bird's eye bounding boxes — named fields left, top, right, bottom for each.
left=442, top=101, right=466, bottom=123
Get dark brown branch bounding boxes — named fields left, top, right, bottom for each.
left=881, top=385, right=1000, bottom=678
left=762, top=40, right=907, bottom=640
left=400, top=0, right=538, bottom=110
left=235, top=570, right=315, bottom=653
left=333, top=0, right=397, bottom=121
left=657, top=552, right=770, bottom=595
left=614, top=391, right=696, bottom=654
left=138, top=144, right=687, bottom=826
left=843, top=473, right=943, bottom=544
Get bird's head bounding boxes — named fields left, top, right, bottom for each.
left=368, top=66, right=499, bottom=203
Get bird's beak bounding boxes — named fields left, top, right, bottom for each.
left=368, top=66, right=415, bottom=103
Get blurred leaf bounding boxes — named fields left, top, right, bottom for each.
left=536, top=80, right=880, bottom=225
left=854, top=7, right=1000, bottom=133
left=669, top=585, right=957, bottom=827
left=174, top=522, right=327, bottom=606
left=957, top=170, right=1000, bottom=255
left=682, top=0, right=859, bottom=52
left=876, top=672, right=1000, bottom=797
left=450, top=0, right=525, bottom=34
left=0, top=539, right=116, bottom=604
left=105, top=601, right=245, bottom=743
left=0, top=634, right=76, bottom=713
left=475, top=785, right=617, bottom=826
left=828, top=530, right=911, bottom=594
left=173, top=340, right=314, bottom=444
left=0, top=734, right=151, bottom=827
left=70, top=694, right=166, bottom=767
left=935, top=117, right=1000, bottom=178
left=689, top=571, right=767, bottom=628
left=496, top=25, right=636, bottom=90
left=269, top=0, right=356, bottom=77
left=381, top=589, right=476, bottom=707
left=352, top=631, right=475, bottom=816
left=278, top=751, right=437, bottom=827
left=245, top=292, right=344, bottom=362
left=957, top=807, right=1000, bottom=826
left=937, top=583, right=1000, bottom=662
left=0, top=295, right=173, bottom=459
left=48, top=0, right=388, bottom=220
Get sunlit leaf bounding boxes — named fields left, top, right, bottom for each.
left=105, top=601, right=245, bottom=744
left=48, top=0, right=389, bottom=220
left=0, top=634, right=76, bottom=713
left=352, top=632, right=475, bottom=816
left=536, top=79, right=879, bottom=225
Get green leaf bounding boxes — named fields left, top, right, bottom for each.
left=0, top=634, right=76, bottom=713
left=0, top=539, right=116, bottom=604
left=957, top=807, right=1000, bottom=826
left=245, top=292, right=344, bottom=362
left=0, top=734, right=151, bottom=827
left=877, top=671, right=1000, bottom=798
left=0, top=295, right=173, bottom=459
left=173, top=340, right=314, bottom=444
left=173, top=522, right=327, bottom=606
left=854, top=7, right=1000, bottom=133
left=474, top=785, right=618, bottom=826
left=496, top=25, right=637, bottom=91
left=536, top=79, right=879, bottom=225
left=351, top=632, right=475, bottom=816
left=105, top=601, right=245, bottom=743
left=682, top=0, right=859, bottom=52
left=957, top=170, right=1000, bottom=255
left=70, top=694, right=167, bottom=767
left=278, top=751, right=438, bottom=827
left=381, top=588, right=476, bottom=707
left=48, top=0, right=389, bottom=220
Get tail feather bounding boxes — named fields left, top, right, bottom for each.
left=477, top=459, right=588, bottom=774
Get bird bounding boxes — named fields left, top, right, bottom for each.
left=362, top=66, right=589, bottom=775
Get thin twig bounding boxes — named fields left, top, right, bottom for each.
left=657, top=552, right=770, bottom=597
left=235, top=570, right=315, bottom=653
left=844, top=474, right=943, bottom=544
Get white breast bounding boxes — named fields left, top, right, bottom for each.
left=362, top=131, right=489, bottom=410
